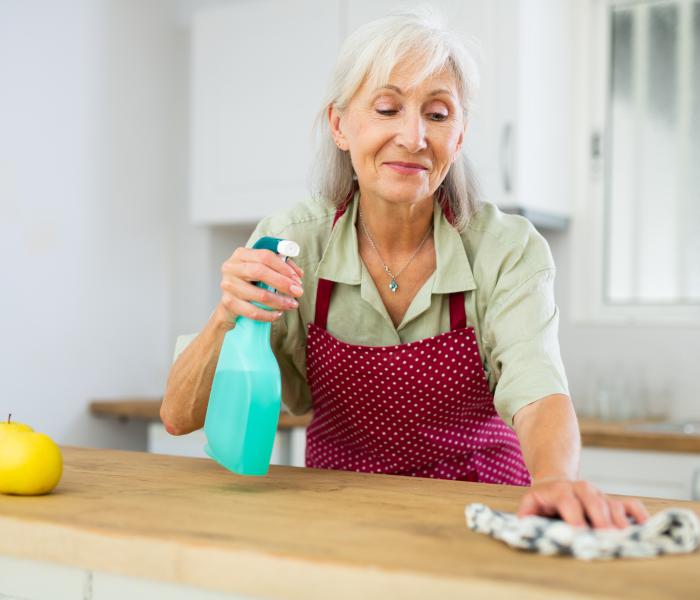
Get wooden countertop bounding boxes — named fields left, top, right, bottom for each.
left=91, top=399, right=700, bottom=453
left=578, top=418, right=700, bottom=454
left=1, top=447, right=699, bottom=599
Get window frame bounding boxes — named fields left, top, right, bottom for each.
left=571, top=0, right=700, bottom=324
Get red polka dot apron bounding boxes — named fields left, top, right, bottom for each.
left=304, top=199, right=531, bottom=485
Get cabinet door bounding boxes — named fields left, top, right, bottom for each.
left=488, top=0, right=519, bottom=209
left=510, top=0, right=573, bottom=219
left=580, top=447, right=700, bottom=500
left=191, top=0, right=342, bottom=224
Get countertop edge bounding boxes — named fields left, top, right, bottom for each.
left=0, top=515, right=594, bottom=600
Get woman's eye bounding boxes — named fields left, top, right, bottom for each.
left=375, top=108, right=448, bottom=120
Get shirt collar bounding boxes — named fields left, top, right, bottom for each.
left=431, top=197, right=477, bottom=294
left=315, top=190, right=363, bottom=284
left=315, top=190, right=477, bottom=294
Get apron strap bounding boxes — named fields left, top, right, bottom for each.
left=313, top=185, right=354, bottom=329
left=313, top=184, right=467, bottom=331
left=314, top=278, right=334, bottom=329
left=449, top=291, right=467, bottom=330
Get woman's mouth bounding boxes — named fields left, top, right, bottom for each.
left=383, top=162, right=428, bottom=175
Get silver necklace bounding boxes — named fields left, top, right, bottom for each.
left=358, top=207, right=433, bottom=293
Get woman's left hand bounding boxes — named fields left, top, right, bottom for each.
left=517, top=478, right=650, bottom=529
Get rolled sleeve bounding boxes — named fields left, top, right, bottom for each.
left=484, top=267, right=569, bottom=428
left=173, top=333, right=197, bottom=363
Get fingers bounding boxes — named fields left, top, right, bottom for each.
left=516, top=487, right=586, bottom=527
left=224, top=279, right=299, bottom=312
left=553, top=492, right=587, bottom=527
left=516, top=488, right=562, bottom=518
left=622, top=497, right=650, bottom=524
left=223, top=250, right=304, bottom=298
left=518, top=480, right=647, bottom=530
left=287, top=258, right=304, bottom=279
left=222, top=294, right=282, bottom=323
left=572, top=481, right=613, bottom=529
left=608, top=498, right=629, bottom=529
left=568, top=483, right=647, bottom=529
left=516, top=491, right=542, bottom=518
left=231, top=248, right=303, bottom=285
left=218, top=247, right=305, bottom=323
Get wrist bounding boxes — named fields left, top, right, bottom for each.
left=210, top=304, right=236, bottom=333
left=531, top=474, right=575, bottom=486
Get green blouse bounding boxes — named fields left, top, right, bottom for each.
left=174, top=193, right=569, bottom=428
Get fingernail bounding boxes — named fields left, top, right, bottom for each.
left=275, top=311, right=283, bottom=318
left=290, top=284, right=303, bottom=295
left=293, top=275, right=302, bottom=285
left=287, top=298, right=299, bottom=308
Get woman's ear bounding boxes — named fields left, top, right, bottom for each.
left=453, top=121, right=468, bottom=162
left=328, top=103, right=349, bottom=151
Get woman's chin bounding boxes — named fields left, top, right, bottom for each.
left=373, top=186, right=432, bottom=205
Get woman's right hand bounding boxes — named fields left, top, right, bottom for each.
left=216, top=247, right=304, bottom=324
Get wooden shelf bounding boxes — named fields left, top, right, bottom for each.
left=89, top=398, right=313, bottom=430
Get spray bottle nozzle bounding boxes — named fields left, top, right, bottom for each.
left=250, top=236, right=301, bottom=298
left=252, top=236, right=300, bottom=258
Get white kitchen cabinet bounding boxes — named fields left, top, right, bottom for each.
left=580, top=447, right=700, bottom=501
left=190, top=0, right=342, bottom=224
left=0, top=555, right=87, bottom=600
left=497, top=0, right=573, bottom=225
left=0, top=555, right=258, bottom=600
left=147, top=422, right=306, bottom=467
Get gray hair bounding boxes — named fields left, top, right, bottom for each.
left=310, top=6, right=482, bottom=230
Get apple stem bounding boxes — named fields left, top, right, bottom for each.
left=7, top=413, right=10, bottom=424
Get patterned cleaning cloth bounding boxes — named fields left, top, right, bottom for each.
left=465, top=502, right=700, bottom=560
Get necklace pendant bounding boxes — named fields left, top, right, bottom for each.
left=389, top=278, right=399, bottom=293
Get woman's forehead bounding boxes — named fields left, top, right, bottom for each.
left=360, top=64, right=461, bottom=102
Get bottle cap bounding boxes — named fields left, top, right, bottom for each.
left=277, top=240, right=300, bottom=258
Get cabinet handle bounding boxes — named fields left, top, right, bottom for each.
left=500, top=122, right=513, bottom=194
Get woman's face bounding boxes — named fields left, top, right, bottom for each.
left=329, top=62, right=466, bottom=206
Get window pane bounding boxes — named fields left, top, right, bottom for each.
left=686, top=1, right=700, bottom=298
left=604, top=1, right=700, bottom=305
left=638, top=3, right=679, bottom=302
left=606, top=8, right=635, bottom=302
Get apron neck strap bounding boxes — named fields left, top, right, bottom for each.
left=314, top=185, right=466, bottom=331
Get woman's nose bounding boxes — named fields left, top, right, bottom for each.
left=395, top=112, right=427, bottom=154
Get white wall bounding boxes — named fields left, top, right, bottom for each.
left=0, top=0, right=187, bottom=448
left=547, top=230, right=700, bottom=422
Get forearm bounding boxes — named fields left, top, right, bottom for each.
left=160, top=306, right=233, bottom=435
left=512, top=393, right=580, bottom=483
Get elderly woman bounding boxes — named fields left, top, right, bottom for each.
left=162, top=11, right=648, bottom=528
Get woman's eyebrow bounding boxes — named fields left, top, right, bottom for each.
left=373, top=85, right=453, bottom=97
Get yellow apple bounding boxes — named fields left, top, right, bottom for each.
left=0, top=427, right=63, bottom=496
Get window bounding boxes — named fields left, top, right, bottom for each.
left=604, top=0, right=700, bottom=305
left=573, top=0, right=700, bottom=323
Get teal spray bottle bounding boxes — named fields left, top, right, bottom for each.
left=204, top=236, right=300, bottom=476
